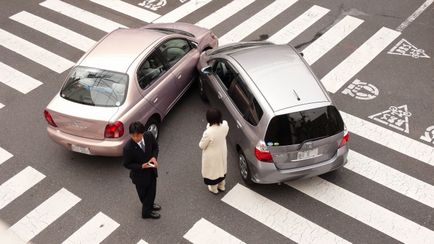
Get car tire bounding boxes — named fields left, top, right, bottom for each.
left=198, top=76, right=209, bottom=103
left=238, top=150, right=254, bottom=185
left=145, top=118, right=159, bottom=140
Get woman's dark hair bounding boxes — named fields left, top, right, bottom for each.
left=129, top=121, right=145, bottom=134
left=206, top=108, right=222, bottom=126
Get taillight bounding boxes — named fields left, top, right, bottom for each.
left=254, top=141, right=273, bottom=162
left=339, top=126, right=349, bottom=147
left=105, top=121, right=124, bottom=138
left=44, top=110, right=57, bottom=127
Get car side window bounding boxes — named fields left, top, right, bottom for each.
left=213, top=61, right=235, bottom=89
left=137, top=51, right=167, bottom=89
left=228, top=76, right=263, bottom=126
left=159, top=38, right=191, bottom=67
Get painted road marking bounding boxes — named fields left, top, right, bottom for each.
left=0, top=147, right=13, bottom=166
left=10, top=11, right=96, bottom=52
left=369, top=105, right=412, bottom=133
left=303, top=15, right=364, bottom=65
left=138, top=0, right=167, bottom=11
left=222, top=184, right=350, bottom=244
left=0, top=167, right=45, bottom=210
left=0, top=62, right=43, bottom=94
left=388, top=39, right=430, bottom=59
left=0, top=103, right=4, bottom=109
left=421, top=126, right=434, bottom=144
left=396, top=0, right=434, bottom=32
left=137, top=240, right=149, bottom=244
left=341, top=79, right=379, bottom=100
left=8, top=188, right=81, bottom=243
left=195, top=0, right=255, bottom=29
left=89, top=0, right=160, bottom=23
left=62, top=212, right=119, bottom=244
left=184, top=218, right=245, bottom=244
left=268, top=5, right=329, bottom=44
left=341, top=111, right=434, bottom=166
left=0, top=29, right=74, bottom=73
left=153, top=0, right=212, bottom=23
left=40, top=0, right=126, bottom=32
left=287, top=177, right=434, bottom=243
left=321, top=27, right=400, bottom=93
left=346, top=150, right=434, bottom=209
left=219, top=0, right=298, bottom=45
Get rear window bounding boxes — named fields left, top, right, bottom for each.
left=60, top=66, right=128, bottom=107
left=265, top=106, right=344, bottom=146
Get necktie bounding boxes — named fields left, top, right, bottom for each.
left=139, top=141, right=145, bottom=151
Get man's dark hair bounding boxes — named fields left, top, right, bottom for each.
left=129, top=121, right=146, bottom=134
left=206, top=108, right=222, bottom=126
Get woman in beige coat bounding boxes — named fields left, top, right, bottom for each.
left=199, top=108, right=229, bottom=194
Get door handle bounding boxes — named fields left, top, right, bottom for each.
left=236, top=120, right=242, bottom=129
left=217, top=92, right=222, bottom=99
left=153, top=97, right=158, bottom=103
left=177, top=73, right=182, bottom=79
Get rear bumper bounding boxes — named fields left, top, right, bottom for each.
left=47, top=126, right=126, bottom=157
left=249, top=146, right=349, bottom=184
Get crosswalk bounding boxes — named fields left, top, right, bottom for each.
left=1, top=0, right=433, bottom=243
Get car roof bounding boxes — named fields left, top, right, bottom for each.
left=228, top=44, right=330, bottom=113
left=79, top=28, right=166, bottom=73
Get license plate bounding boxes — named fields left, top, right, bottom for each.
left=297, top=148, right=319, bottom=160
left=71, top=144, right=91, bottom=155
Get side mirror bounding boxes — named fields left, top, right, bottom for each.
left=201, top=66, right=212, bottom=75
left=299, top=52, right=304, bottom=57
left=191, top=41, right=198, bottom=49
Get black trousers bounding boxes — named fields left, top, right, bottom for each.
left=135, top=177, right=157, bottom=217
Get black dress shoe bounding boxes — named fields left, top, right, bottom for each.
left=152, top=204, right=161, bottom=211
left=142, top=211, right=160, bottom=219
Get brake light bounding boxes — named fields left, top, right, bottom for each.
left=105, top=121, right=124, bottom=138
left=339, top=127, right=349, bottom=147
left=44, top=110, right=57, bottom=127
left=255, top=141, right=273, bottom=162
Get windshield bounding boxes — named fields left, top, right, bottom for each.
left=60, top=66, right=128, bottom=107
left=265, top=106, right=344, bottom=146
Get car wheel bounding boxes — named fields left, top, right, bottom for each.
left=238, top=151, right=254, bottom=185
left=198, top=76, right=209, bottom=103
left=145, top=118, right=159, bottom=140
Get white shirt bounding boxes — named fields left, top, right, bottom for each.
left=137, top=138, right=145, bottom=150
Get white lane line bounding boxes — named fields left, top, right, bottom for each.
left=222, top=184, right=350, bottom=244
left=268, top=5, right=329, bottom=44
left=10, top=11, right=96, bottom=52
left=0, top=147, right=13, bottom=166
left=0, top=62, right=43, bottom=94
left=0, top=29, right=74, bottom=73
left=303, top=15, right=364, bottom=65
left=287, top=177, right=434, bottom=243
left=184, top=218, right=245, bottom=244
left=346, top=150, right=434, bottom=209
left=0, top=167, right=45, bottom=210
left=195, top=0, right=255, bottom=29
left=321, top=27, right=400, bottom=93
left=137, top=240, right=148, bottom=244
left=341, top=111, right=434, bottom=166
left=219, top=0, right=298, bottom=46
left=40, top=0, right=126, bottom=32
left=62, top=212, right=119, bottom=244
left=8, top=188, right=81, bottom=243
left=396, top=0, right=433, bottom=32
left=153, top=0, right=212, bottom=23
left=89, top=0, right=160, bottom=23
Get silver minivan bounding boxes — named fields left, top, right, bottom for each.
left=197, top=42, right=349, bottom=184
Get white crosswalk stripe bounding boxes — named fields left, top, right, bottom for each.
left=89, top=0, right=160, bottom=23
left=0, top=147, right=13, bottom=166
left=195, top=0, right=255, bottom=29
left=268, top=5, right=329, bottom=44
left=137, top=240, right=148, bottom=244
left=40, top=0, right=126, bottom=32
left=184, top=218, right=245, bottom=244
left=321, top=27, right=401, bottom=93
left=346, top=150, right=434, bottom=209
left=0, top=28, right=74, bottom=73
left=0, top=166, right=45, bottom=210
left=0, top=62, right=43, bottom=94
left=10, top=11, right=96, bottom=52
left=62, top=212, right=119, bottom=244
left=287, top=177, right=434, bottom=243
left=0, top=103, right=4, bottom=109
left=153, top=0, right=212, bottom=23
left=8, top=188, right=81, bottom=243
left=302, top=15, right=364, bottom=65
left=222, top=184, right=350, bottom=244
left=219, top=0, right=298, bottom=45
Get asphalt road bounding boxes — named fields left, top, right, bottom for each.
left=0, top=0, right=433, bottom=243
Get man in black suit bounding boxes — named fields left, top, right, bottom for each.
left=123, top=122, right=161, bottom=219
